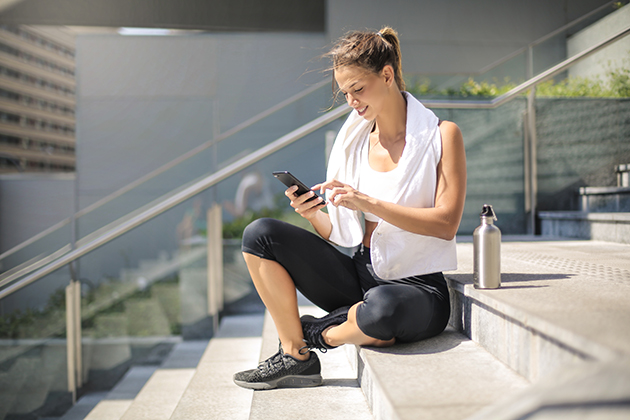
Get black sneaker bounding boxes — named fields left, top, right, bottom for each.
left=233, top=347, right=322, bottom=390
left=301, top=306, right=350, bottom=352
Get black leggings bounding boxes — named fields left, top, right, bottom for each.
left=241, top=218, right=451, bottom=342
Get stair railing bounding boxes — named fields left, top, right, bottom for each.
left=0, top=1, right=618, bottom=270
left=0, top=22, right=627, bottom=406
left=434, top=1, right=618, bottom=91
left=2, top=23, right=629, bottom=300
left=0, top=78, right=330, bottom=277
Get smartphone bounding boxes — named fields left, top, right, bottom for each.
left=272, top=171, right=324, bottom=205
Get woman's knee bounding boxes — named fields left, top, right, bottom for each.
left=355, top=288, right=402, bottom=340
left=242, top=218, right=280, bottom=258
left=242, top=217, right=275, bottom=244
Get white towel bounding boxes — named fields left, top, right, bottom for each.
left=325, top=92, right=457, bottom=279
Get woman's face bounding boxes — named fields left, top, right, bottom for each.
left=334, top=65, right=389, bottom=120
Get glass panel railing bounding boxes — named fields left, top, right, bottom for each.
left=68, top=118, right=342, bottom=398
left=0, top=81, right=333, bottom=284
left=408, top=2, right=618, bottom=98
left=0, top=223, right=72, bottom=294
left=431, top=98, right=528, bottom=235
left=0, top=270, right=71, bottom=420
left=75, top=83, right=333, bottom=243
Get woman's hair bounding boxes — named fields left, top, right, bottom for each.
left=328, top=26, right=405, bottom=91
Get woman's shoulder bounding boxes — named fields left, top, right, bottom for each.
left=438, top=119, right=461, bottom=135
left=438, top=120, right=463, bottom=146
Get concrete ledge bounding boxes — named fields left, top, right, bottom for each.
left=170, top=314, right=264, bottom=420
left=467, top=358, right=630, bottom=420
left=119, top=368, right=195, bottom=420
left=539, top=211, right=630, bottom=244
left=539, top=211, right=630, bottom=222
left=446, top=240, right=630, bottom=383
left=579, top=186, right=630, bottom=195
left=353, top=328, right=528, bottom=420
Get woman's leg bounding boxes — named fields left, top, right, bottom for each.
left=328, top=284, right=451, bottom=346
left=322, top=304, right=396, bottom=347
left=242, top=253, right=308, bottom=359
left=241, top=218, right=366, bottom=358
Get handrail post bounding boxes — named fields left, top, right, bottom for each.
left=65, top=279, right=81, bottom=403
left=207, top=203, right=223, bottom=335
left=525, top=45, right=538, bottom=235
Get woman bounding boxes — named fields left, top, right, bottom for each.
left=234, top=27, right=466, bottom=390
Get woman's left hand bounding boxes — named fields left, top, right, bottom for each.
left=317, top=179, right=370, bottom=212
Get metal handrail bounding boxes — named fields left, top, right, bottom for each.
left=0, top=78, right=330, bottom=263
left=1, top=22, right=629, bottom=300
left=0, top=2, right=616, bottom=265
left=0, top=2, right=617, bottom=265
left=0, top=104, right=350, bottom=299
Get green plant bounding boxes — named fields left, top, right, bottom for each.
left=0, top=288, right=66, bottom=339
left=535, top=76, right=608, bottom=97
left=408, top=52, right=630, bottom=99
left=222, top=193, right=288, bottom=239
left=458, top=78, right=516, bottom=98
left=408, top=77, right=517, bottom=98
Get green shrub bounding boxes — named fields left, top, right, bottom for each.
left=409, top=53, right=630, bottom=99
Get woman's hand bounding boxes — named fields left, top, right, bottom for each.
left=285, top=185, right=326, bottom=220
left=317, top=179, right=371, bottom=212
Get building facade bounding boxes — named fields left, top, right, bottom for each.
left=0, top=24, right=76, bottom=173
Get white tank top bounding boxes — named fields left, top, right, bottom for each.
left=358, top=139, right=400, bottom=222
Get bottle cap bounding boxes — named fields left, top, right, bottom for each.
left=480, top=204, right=498, bottom=221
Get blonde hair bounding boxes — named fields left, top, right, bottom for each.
left=328, top=26, right=405, bottom=91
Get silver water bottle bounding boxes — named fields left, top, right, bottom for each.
left=473, top=204, right=501, bottom=289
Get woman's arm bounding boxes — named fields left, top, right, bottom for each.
left=324, top=121, right=467, bottom=241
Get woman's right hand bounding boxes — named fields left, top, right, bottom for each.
left=285, top=185, right=326, bottom=220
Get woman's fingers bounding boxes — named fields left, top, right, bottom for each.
left=319, top=179, right=346, bottom=193
left=284, top=185, right=299, bottom=198
left=286, top=186, right=325, bottom=218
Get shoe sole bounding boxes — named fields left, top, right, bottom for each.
left=234, top=374, right=323, bottom=390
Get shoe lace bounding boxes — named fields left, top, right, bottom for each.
left=302, top=324, right=329, bottom=353
left=258, top=349, right=285, bottom=375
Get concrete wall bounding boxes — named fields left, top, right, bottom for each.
left=0, top=173, right=74, bottom=254
left=76, top=32, right=327, bottom=205
left=0, top=174, right=74, bottom=313
left=327, top=0, right=611, bottom=79
left=567, top=5, right=630, bottom=80
left=536, top=98, right=630, bottom=213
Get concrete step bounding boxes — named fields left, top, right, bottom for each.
left=169, top=314, right=264, bottom=420
left=249, top=308, right=374, bottom=420
left=539, top=211, right=630, bottom=244
left=0, top=357, right=38, bottom=419
left=66, top=340, right=207, bottom=420
left=118, top=368, right=195, bottom=420
left=444, top=238, right=630, bottom=417
left=350, top=327, right=528, bottom=420
left=449, top=238, right=630, bottom=378
left=9, top=356, right=52, bottom=415
left=579, top=186, right=630, bottom=212
left=82, top=366, right=157, bottom=420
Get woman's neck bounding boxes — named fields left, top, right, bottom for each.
left=373, top=90, right=407, bottom=147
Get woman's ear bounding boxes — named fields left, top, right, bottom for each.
left=381, top=65, right=395, bottom=87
